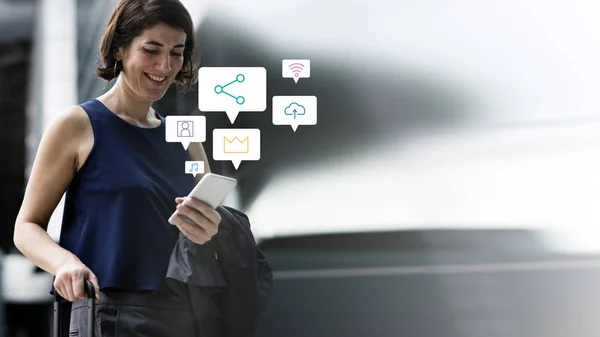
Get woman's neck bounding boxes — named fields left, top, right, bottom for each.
left=99, top=77, right=156, bottom=126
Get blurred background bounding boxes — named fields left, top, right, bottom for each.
left=2, top=0, right=600, bottom=336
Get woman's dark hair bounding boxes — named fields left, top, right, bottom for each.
left=96, top=0, right=198, bottom=91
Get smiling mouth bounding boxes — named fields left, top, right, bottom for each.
left=145, top=73, right=167, bottom=83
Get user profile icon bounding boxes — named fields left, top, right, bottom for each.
left=166, top=115, right=206, bottom=150
left=177, top=121, right=194, bottom=137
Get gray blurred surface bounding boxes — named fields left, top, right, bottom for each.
left=0, top=251, right=3, bottom=337
left=258, top=230, right=600, bottom=337
left=263, top=266, right=600, bottom=337
left=0, top=2, right=36, bottom=44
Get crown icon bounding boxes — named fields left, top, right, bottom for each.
left=223, top=136, right=249, bottom=153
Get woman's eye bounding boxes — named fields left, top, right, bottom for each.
left=143, top=48, right=158, bottom=55
left=171, top=52, right=183, bottom=57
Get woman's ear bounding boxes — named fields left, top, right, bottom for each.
left=115, top=45, right=127, bottom=61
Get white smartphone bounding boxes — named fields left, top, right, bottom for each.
left=168, top=173, right=238, bottom=225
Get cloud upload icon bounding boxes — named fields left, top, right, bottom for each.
left=284, top=102, right=306, bottom=119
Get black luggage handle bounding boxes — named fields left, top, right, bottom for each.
left=53, top=280, right=96, bottom=337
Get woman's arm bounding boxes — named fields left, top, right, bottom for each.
left=13, top=106, right=90, bottom=275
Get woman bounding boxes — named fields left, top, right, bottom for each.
left=13, top=0, right=218, bottom=335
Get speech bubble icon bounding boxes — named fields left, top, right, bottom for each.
left=282, top=59, right=310, bottom=83
left=185, top=161, right=205, bottom=177
left=165, top=115, right=206, bottom=150
left=212, top=128, right=261, bottom=170
left=198, top=68, right=267, bottom=124
left=272, top=96, right=317, bottom=132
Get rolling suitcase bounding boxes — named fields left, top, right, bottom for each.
left=53, top=280, right=96, bottom=337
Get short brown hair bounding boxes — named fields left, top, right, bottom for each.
left=96, top=0, right=198, bottom=91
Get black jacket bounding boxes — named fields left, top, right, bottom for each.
left=165, top=206, right=274, bottom=337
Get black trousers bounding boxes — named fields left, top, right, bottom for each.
left=68, top=289, right=198, bottom=337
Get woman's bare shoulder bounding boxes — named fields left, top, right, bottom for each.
left=43, top=105, right=94, bottom=169
left=51, top=105, right=90, bottom=130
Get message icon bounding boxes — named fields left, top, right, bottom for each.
left=213, top=128, right=260, bottom=170
left=165, top=115, right=206, bottom=150
left=282, top=59, right=310, bottom=83
left=272, top=96, right=317, bottom=132
left=185, top=161, right=205, bottom=177
left=197, top=67, right=267, bottom=124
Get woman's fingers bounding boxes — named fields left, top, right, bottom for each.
left=173, top=196, right=222, bottom=245
left=174, top=203, right=207, bottom=225
left=55, top=278, right=74, bottom=301
left=180, top=216, right=210, bottom=241
left=71, top=274, right=85, bottom=300
left=176, top=204, right=218, bottom=236
left=176, top=197, right=221, bottom=224
left=63, top=279, right=76, bottom=301
left=53, top=280, right=64, bottom=300
left=54, top=258, right=99, bottom=302
left=172, top=214, right=211, bottom=244
left=87, top=271, right=101, bottom=302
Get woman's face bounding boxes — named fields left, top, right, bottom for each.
left=118, top=23, right=186, bottom=102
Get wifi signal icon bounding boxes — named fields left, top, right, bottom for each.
left=282, top=59, right=311, bottom=83
left=289, top=63, right=305, bottom=78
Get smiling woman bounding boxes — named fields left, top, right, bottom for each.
left=96, top=0, right=197, bottom=93
left=12, top=1, right=220, bottom=336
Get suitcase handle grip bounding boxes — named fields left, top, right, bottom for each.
left=84, top=279, right=96, bottom=299
left=53, top=279, right=97, bottom=337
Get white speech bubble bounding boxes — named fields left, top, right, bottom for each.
left=282, top=59, right=311, bottom=83
left=197, top=67, right=267, bottom=124
left=165, top=115, right=206, bottom=150
left=212, top=128, right=261, bottom=169
left=185, top=161, right=205, bottom=177
left=272, top=96, right=317, bottom=132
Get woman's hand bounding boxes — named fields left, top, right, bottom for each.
left=54, top=256, right=100, bottom=302
left=171, top=197, right=222, bottom=245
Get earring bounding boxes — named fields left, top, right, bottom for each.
left=113, top=60, right=119, bottom=79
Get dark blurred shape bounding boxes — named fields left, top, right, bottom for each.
left=259, top=229, right=547, bottom=256
left=5, top=302, right=51, bottom=337
left=0, top=40, right=30, bottom=253
left=258, top=229, right=600, bottom=337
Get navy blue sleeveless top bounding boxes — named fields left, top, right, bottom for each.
left=56, top=98, right=196, bottom=292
